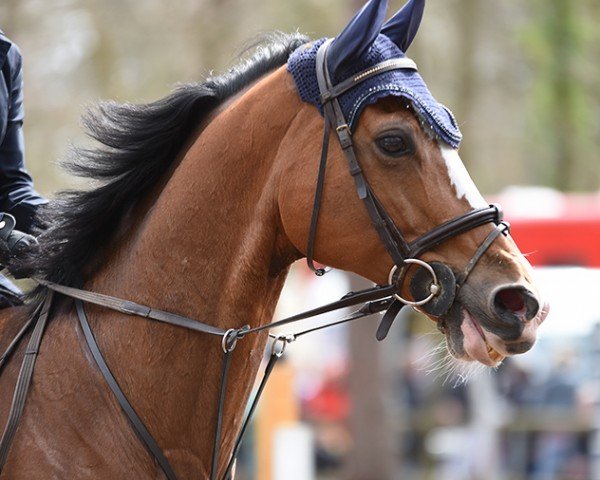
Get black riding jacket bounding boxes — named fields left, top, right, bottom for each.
left=0, top=30, right=47, bottom=233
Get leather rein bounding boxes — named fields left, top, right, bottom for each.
left=0, top=41, right=508, bottom=480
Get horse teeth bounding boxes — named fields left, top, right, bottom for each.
left=485, top=344, right=505, bottom=363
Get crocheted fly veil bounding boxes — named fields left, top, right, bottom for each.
left=287, top=0, right=462, bottom=149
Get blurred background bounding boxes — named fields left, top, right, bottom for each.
left=1, top=0, right=599, bottom=479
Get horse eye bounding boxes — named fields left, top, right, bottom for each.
left=376, top=135, right=411, bottom=157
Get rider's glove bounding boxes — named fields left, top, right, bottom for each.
left=0, top=213, right=39, bottom=266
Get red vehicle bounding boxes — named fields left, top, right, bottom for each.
left=495, top=189, right=600, bottom=267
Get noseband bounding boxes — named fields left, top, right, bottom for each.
left=306, top=39, right=509, bottom=338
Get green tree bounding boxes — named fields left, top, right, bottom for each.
left=522, top=0, right=598, bottom=191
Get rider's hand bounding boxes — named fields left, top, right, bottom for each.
left=0, top=213, right=39, bottom=266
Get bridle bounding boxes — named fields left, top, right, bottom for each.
left=0, top=41, right=509, bottom=480
left=306, top=39, right=509, bottom=337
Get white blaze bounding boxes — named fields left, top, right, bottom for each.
left=439, top=144, right=487, bottom=208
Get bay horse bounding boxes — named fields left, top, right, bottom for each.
left=0, top=0, right=547, bottom=478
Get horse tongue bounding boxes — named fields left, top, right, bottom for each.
left=460, top=309, right=496, bottom=366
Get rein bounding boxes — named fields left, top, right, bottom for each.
left=0, top=42, right=509, bottom=480
left=0, top=279, right=397, bottom=479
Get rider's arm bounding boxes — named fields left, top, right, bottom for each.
left=0, top=35, right=47, bottom=234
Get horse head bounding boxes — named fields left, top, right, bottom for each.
left=278, top=0, right=548, bottom=366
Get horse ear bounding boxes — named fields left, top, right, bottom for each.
left=381, top=0, right=425, bottom=52
left=328, top=0, right=389, bottom=75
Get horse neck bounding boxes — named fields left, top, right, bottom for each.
left=83, top=67, right=301, bottom=475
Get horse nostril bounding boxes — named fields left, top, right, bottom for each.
left=497, top=289, right=525, bottom=313
left=493, top=286, right=539, bottom=322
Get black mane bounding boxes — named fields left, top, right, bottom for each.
left=12, top=32, right=309, bottom=287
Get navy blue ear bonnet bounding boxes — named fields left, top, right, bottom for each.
left=286, top=1, right=462, bottom=148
